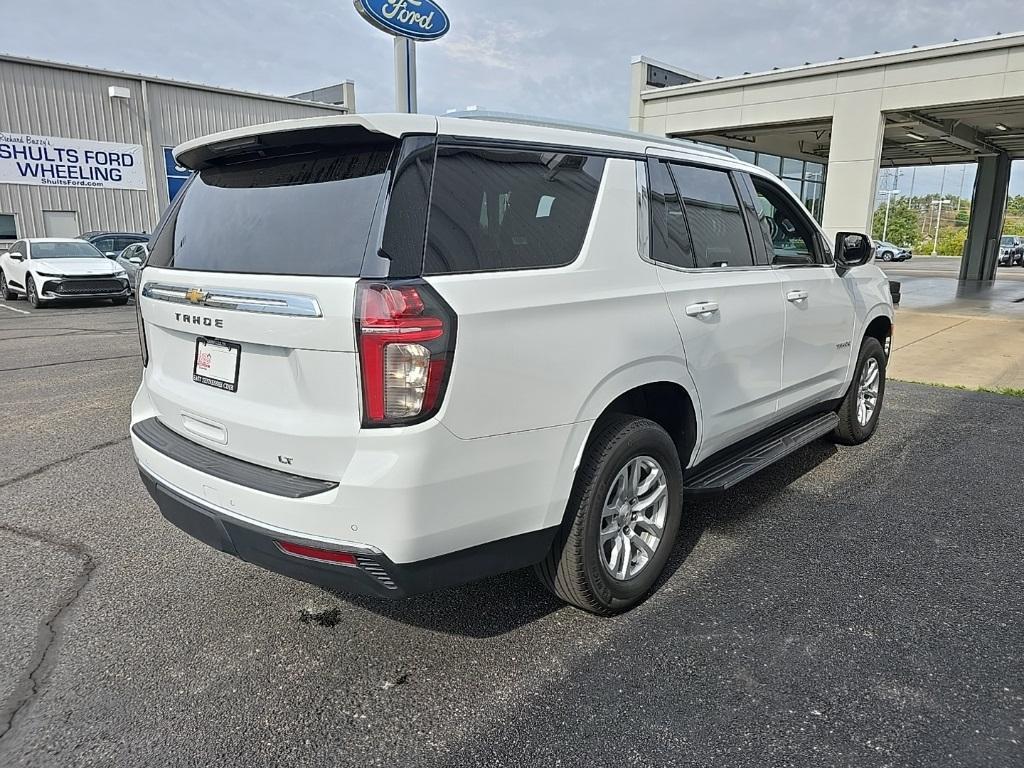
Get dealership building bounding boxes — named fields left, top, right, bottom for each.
left=0, top=54, right=356, bottom=248
left=631, top=33, right=1024, bottom=280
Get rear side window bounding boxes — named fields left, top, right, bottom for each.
left=147, top=145, right=394, bottom=276
left=647, top=159, right=695, bottom=269
left=424, top=146, right=605, bottom=275
left=669, top=164, right=754, bottom=268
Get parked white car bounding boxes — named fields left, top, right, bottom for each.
left=1, top=238, right=131, bottom=307
left=130, top=114, right=893, bottom=614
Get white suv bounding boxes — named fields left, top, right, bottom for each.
left=130, top=114, right=893, bottom=614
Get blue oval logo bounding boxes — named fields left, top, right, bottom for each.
left=354, top=0, right=450, bottom=42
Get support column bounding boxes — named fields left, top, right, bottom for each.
left=820, top=92, right=885, bottom=241
left=960, top=153, right=1011, bottom=282
left=394, top=38, right=417, bottom=114
left=628, top=57, right=646, bottom=132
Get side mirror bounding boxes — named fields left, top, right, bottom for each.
left=128, top=257, right=143, bottom=266
left=834, top=232, right=875, bottom=269
left=8, top=251, right=24, bottom=261
left=105, top=252, right=118, bottom=259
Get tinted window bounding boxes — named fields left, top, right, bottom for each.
left=148, top=145, right=394, bottom=276
left=0, top=214, right=16, bottom=239
left=647, top=159, right=694, bottom=268
left=670, top=164, right=753, bottom=268
left=751, top=176, right=821, bottom=266
left=114, top=236, right=147, bottom=252
left=92, top=237, right=115, bottom=254
left=424, top=146, right=605, bottom=274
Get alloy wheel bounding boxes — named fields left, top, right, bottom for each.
left=599, top=456, right=669, bottom=581
left=857, top=357, right=881, bottom=426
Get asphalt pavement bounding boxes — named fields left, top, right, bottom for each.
left=1, top=298, right=1022, bottom=767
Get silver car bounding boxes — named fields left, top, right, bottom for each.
left=115, top=242, right=148, bottom=293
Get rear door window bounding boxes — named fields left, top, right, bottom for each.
left=669, top=163, right=754, bottom=269
left=147, top=144, right=394, bottom=276
left=424, top=146, right=605, bottom=274
left=646, top=159, right=695, bottom=269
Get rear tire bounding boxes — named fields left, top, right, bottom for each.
left=881, top=251, right=894, bottom=262
left=832, top=337, right=886, bottom=445
left=0, top=271, right=16, bottom=300
left=535, top=415, right=682, bottom=615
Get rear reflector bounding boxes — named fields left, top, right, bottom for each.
left=275, top=540, right=359, bottom=567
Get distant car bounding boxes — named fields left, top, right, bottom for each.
left=1, top=238, right=131, bottom=308
left=873, top=241, right=912, bottom=262
left=116, top=242, right=148, bottom=293
left=78, top=231, right=150, bottom=260
left=997, top=236, right=1024, bottom=267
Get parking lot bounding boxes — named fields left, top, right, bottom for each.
left=1, top=299, right=1022, bottom=767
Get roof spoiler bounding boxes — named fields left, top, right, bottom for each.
left=174, top=114, right=437, bottom=170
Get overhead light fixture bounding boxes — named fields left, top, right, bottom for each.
left=995, top=123, right=1009, bottom=131
left=905, top=131, right=927, bottom=141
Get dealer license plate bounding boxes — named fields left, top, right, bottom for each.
left=193, top=338, right=241, bottom=392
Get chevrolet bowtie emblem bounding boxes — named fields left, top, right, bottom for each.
left=184, top=288, right=208, bottom=305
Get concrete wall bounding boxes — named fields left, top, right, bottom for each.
left=0, top=57, right=350, bottom=245
left=633, top=35, right=1024, bottom=238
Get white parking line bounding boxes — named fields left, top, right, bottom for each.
left=0, top=303, right=31, bottom=315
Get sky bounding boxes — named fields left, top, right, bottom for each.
left=4, top=0, right=1024, bottom=195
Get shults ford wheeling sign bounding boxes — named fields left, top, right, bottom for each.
left=0, top=131, right=147, bottom=190
left=354, top=0, right=450, bottom=41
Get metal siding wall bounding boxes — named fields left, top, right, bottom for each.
left=148, top=83, right=343, bottom=210
left=0, top=58, right=344, bottom=244
left=0, top=59, right=154, bottom=239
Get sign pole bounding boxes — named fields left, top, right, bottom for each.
left=394, top=37, right=418, bottom=113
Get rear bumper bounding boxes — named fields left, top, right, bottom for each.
left=138, top=466, right=556, bottom=598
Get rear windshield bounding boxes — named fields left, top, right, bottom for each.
left=147, top=145, right=394, bottom=276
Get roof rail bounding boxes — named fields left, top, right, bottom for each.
left=445, top=110, right=736, bottom=159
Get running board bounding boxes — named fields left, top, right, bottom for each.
left=684, top=413, right=839, bottom=495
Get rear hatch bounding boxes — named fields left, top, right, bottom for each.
left=138, top=118, right=436, bottom=480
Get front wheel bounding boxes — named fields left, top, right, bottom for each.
left=535, top=415, right=683, bottom=615
left=881, top=251, right=894, bottom=262
left=111, top=297, right=129, bottom=306
left=26, top=275, right=45, bottom=308
left=832, top=337, right=887, bottom=445
left=1, top=271, right=16, bottom=300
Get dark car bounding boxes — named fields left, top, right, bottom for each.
left=78, top=231, right=150, bottom=260
left=997, top=236, right=1024, bottom=267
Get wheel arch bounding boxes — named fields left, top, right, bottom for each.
left=541, top=361, right=703, bottom=530
left=863, top=311, right=893, bottom=353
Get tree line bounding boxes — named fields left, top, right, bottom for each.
left=872, top=194, right=1024, bottom=256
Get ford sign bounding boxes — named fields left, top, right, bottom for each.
left=354, top=0, right=450, bottom=42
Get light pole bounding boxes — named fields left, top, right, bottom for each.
left=931, top=199, right=950, bottom=256
left=879, top=189, right=900, bottom=242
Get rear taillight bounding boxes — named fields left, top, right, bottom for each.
left=135, top=289, right=149, bottom=367
left=275, top=541, right=359, bottom=566
left=356, top=280, right=456, bottom=427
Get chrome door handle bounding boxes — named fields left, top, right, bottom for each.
left=685, top=301, right=720, bottom=317
left=787, top=290, right=809, bottom=303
